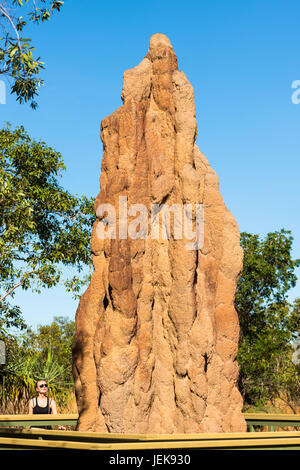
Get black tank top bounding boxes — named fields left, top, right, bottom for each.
left=32, top=396, right=52, bottom=414
left=31, top=397, right=52, bottom=429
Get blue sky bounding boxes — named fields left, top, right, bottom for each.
left=1, top=0, right=300, bottom=329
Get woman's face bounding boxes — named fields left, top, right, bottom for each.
left=36, top=380, right=48, bottom=395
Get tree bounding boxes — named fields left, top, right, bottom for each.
left=26, top=316, right=75, bottom=383
left=0, top=124, right=94, bottom=332
left=0, top=0, right=64, bottom=108
left=235, top=230, right=300, bottom=410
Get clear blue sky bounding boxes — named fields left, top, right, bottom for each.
left=1, top=0, right=300, bottom=329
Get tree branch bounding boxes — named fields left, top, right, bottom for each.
left=0, top=266, right=38, bottom=303
left=0, top=3, right=22, bottom=53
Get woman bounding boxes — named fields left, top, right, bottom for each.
left=29, top=379, right=65, bottom=430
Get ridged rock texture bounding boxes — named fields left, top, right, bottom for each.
left=72, top=33, right=246, bottom=433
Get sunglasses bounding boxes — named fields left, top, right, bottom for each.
left=39, top=384, right=48, bottom=388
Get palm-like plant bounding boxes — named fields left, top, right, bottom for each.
left=1, top=345, right=67, bottom=413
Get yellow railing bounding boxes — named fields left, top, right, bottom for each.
left=0, top=413, right=78, bottom=428
left=0, top=413, right=300, bottom=450
left=1, top=412, right=300, bottom=430
left=244, top=413, right=300, bottom=431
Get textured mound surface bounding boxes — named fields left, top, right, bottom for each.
left=72, top=33, right=246, bottom=433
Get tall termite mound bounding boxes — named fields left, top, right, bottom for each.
left=72, top=33, right=246, bottom=433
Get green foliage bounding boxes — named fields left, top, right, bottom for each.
left=0, top=316, right=74, bottom=412
left=0, top=124, right=94, bottom=332
left=236, top=230, right=300, bottom=410
left=26, top=316, right=75, bottom=383
left=5, top=344, right=65, bottom=391
left=0, top=0, right=64, bottom=108
left=236, top=230, right=300, bottom=342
